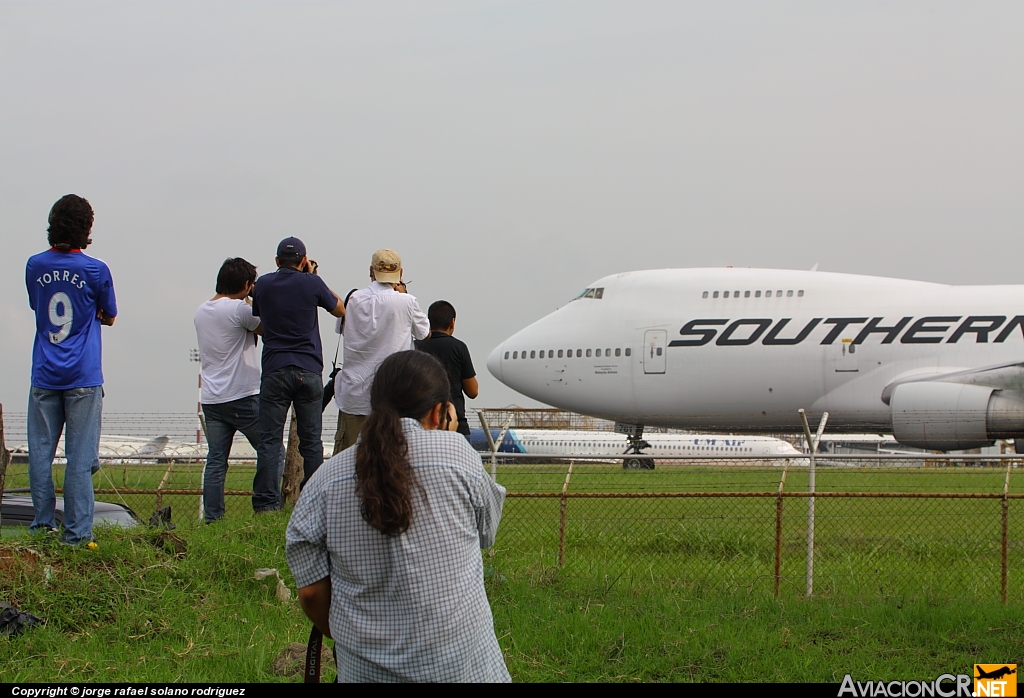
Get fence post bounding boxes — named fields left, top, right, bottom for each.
left=478, top=412, right=512, bottom=481
left=799, top=409, right=829, bottom=598
left=155, top=462, right=174, bottom=511
left=197, top=410, right=209, bottom=521
left=775, top=458, right=790, bottom=596
left=282, top=409, right=303, bottom=505
left=558, top=461, right=574, bottom=568
left=1002, top=462, right=1012, bottom=605
left=0, top=405, right=9, bottom=534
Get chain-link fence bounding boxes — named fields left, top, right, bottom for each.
left=1, top=412, right=1021, bottom=602
left=492, top=454, right=1022, bottom=603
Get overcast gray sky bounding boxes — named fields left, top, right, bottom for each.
left=2, top=1, right=1022, bottom=415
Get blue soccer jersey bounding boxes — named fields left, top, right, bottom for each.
left=25, top=249, right=117, bottom=390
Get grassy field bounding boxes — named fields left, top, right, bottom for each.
left=1, top=461, right=1022, bottom=681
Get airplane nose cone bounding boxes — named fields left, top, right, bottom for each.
left=487, top=343, right=504, bottom=383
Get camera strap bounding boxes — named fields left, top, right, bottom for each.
left=331, top=288, right=359, bottom=376
left=304, top=625, right=323, bottom=683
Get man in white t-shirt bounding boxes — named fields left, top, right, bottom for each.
left=194, top=258, right=263, bottom=522
left=333, top=249, right=430, bottom=454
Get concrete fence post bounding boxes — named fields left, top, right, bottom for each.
left=774, top=458, right=790, bottom=596
left=799, top=409, right=829, bottom=598
left=558, top=461, right=574, bottom=568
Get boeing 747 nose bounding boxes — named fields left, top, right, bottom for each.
left=487, top=343, right=504, bottom=383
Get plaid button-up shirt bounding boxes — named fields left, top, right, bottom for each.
left=286, top=418, right=510, bottom=682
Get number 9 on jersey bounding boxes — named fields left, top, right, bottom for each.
left=48, top=291, right=73, bottom=344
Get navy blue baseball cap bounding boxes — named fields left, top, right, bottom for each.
left=277, top=237, right=306, bottom=259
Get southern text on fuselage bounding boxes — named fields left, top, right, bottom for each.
left=670, top=316, right=1022, bottom=347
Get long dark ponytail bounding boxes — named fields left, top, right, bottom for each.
left=355, top=350, right=450, bottom=536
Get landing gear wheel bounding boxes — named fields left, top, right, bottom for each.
left=623, top=458, right=644, bottom=470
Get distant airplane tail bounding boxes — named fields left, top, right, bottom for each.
left=137, top=436, right=170, bottom=456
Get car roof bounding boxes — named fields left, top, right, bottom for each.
left=1, top=494, right=138, bottom=524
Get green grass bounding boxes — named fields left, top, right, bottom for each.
left=0, top=515, right=299, bottom=681
left=1, top=461, right=1022, bottom=681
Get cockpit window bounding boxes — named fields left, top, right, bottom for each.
left=573, top=287, right=605, bottom=300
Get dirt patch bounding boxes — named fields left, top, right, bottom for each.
left=271, top=641, right=335, bottom=678
left=0, top=546, right=43, bottom=577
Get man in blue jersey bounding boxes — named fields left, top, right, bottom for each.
left=251, top=237, right=345, bottom=511
left=25, top=194, right=117, bottom=547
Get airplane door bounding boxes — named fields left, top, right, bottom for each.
left=643, top=330, right=667, bottom=374
left=834, top=339, right=859, bottom=373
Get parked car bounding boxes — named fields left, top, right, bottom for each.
left=0, top=494, right=139, bottom=529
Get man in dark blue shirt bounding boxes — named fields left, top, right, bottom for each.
left=25, top=194, right=117, bottom=546
left=251, top=237, right=344, bottom=511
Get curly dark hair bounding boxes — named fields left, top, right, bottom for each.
left=47, top=194, right=94, bottom=250
left=355, top=351, right=450, bottom=536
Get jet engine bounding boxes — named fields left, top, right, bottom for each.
left=890, top=381, right=1024, bottom=450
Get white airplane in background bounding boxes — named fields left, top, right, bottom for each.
left=487, top=268, right=1024, bottom=454
left=469, top=428, right=800, bottom=469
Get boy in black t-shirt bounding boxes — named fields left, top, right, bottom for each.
left=414, top=301, right=478, bottom=438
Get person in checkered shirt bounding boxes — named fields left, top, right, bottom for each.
left=286, top=350, right=510, bottom=682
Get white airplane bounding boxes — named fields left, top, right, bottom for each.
left=486, top=268, right=1024, bottom=453
left=469, top=427, right=800, bottom=469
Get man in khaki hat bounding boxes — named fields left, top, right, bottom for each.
left=333, top=249, right=430, bottom=454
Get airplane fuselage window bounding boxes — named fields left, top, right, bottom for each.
left=702, top=291, right=709, bottom=298
left=548, top=350, right=554, bottom=358
left=605, top=348, right=611, bottom=356
left=586, top=349, right=592, bottom=357
left=744, top=291, right=751, bottom=298
left=530, top=350, right=536, bottom=359
left=787, top=290, right=794, bottom=297
left=755, top=290, right=762, bottom=297
left=576, top=349, right=582, bottom=357
left=558, top=349, right=564, bottom=358
left=615, top=348, right=621, bottom=357
left=765, top=290, right=772, bottom=297
left=513, top=351, right=518, bottom=359
left=734, top=291, right=740, bottom=297
left=504, top=351, right=509, bottom=359
left=625, top=348, right=631, bottom=356
left=724, top=291, right=729, bottom=298
left=777, top=290, right=783, bottom=296
left=798, top=290, right=805, bottom=297
left=713, top=291, right=720, bottom=298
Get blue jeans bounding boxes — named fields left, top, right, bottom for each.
left=27, top=385, right=102, bottom=545
left=202, top=395, right=262, bottom=522
left=255, top=367, right=324, bottom=511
